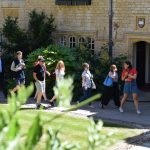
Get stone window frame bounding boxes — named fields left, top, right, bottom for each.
left=60, top=35, right=67, bottom=46
left=87, top=37, right=95, bottom=54
left=69, top=36, right=76, bottom=48
left=78, top=37, right=85, bottom=46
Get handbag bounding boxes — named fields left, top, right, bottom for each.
left=91, top=80, right=96, bottom=89
left=86, top=72, right=96, bottom=89
left=103, top=75, right=113, bottom=87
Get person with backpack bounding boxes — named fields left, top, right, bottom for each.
left=10, top=51, right=26, bottom=93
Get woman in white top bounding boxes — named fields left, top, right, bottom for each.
left=49, top=60, right=65, bottom=106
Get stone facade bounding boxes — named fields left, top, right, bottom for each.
left=0, top=0, right=150, bottom=84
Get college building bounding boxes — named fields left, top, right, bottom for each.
left=0, top=0, right=150, bottom=87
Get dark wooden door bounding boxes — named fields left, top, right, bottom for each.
left=136, top=41, right=146, bottom=87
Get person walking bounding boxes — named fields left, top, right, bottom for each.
left=78, top=63, right=94, bottom=107
left=49, top=60, right=65, bottom=106
left=10, top=51, right=26, bottom=93
left=119, top=61, right=141, bottom=114
left=33, top=56, right=47, bottom=109
left=101, top=64, right=120, bottom=108
left=34, top=56, right=50, bottom=101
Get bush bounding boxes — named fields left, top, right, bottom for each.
left=25, top=44, right=127, bottom=100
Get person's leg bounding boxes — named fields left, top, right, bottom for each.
left=132, top=93, right=141, bottom=114
left=119, top=93, right=128, bottom=112
left=50, top=95, right=56, bottom=102
left=79, top=88, right=88, bottom=102
left=87, top=88, right=93, bottom=106
left=42, top=92, right=48, bottom=100
left=34, top=91, right=37, bottom=100
left=113, top=83, right=120, bottom=107
left=101, top=87, right=111, bottom=106
left=36, top=91, right=42, bottom=106
left=35, top=81, right=42, bottom=108
left=11, top=79, right=20, bottom=93
left=42, top=81, right=48, bottom=100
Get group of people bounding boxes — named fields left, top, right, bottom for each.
left=0, top=50, right=141, bottom=114
left=100, top=61, right=141, bottom=114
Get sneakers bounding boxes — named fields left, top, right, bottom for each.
left=99, top=103, right=104, bottom=109
left=88, top=103, right=94, bottom=108
left=136, top=110, right=141, bottom=115
left=50, top=101, right=54, bottom=107
left=36, top=103, right=41, bottom=109
left=119, top=107, right=124, bottom=113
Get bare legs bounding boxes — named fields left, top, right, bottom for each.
left=34, top=91, right=48, bottom=101
left=119, top=93, right=141, bottom=114
left=132, top=93, right=139, bottom=111
left=50, top=96, right=56, bottom=102
left=120, top=93, right=128, bottom=109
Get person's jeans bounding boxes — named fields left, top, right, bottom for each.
left=79, top=87, right=92, bottom=102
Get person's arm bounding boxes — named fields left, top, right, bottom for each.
left=128, top=73, right=137, bottom=79
left=11, top=61, right=21, bottom=72
left=46, top=70, right=51, bottom=76
left=121, top=71, right=128, bottom=81
left=33, top=72, right=39, bottom=82
left=82, top=75, right=87, bottom=89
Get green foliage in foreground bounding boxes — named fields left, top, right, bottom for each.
left=0, top=77, right=141, bottom=150
left=0, top=77, right=110, bottom=150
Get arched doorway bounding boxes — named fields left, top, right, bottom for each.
left=134, top=41, right=150, bottom=89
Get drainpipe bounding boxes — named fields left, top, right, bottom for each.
left=108, top=0, right=113, bottom=62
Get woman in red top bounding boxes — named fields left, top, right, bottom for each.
left=119, top=61, right=141, bottom=114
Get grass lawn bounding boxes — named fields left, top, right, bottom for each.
left=0, top=104, right=142, bottom=150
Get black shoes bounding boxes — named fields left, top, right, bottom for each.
left=50, top=101, right=55, bottom=107
left=36, top=103, right=41, bottom=109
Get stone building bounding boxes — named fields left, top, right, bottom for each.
left=0, top=0, right=150, bottom=87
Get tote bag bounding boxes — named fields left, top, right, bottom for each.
left=103, top=75, right=113, bottom=87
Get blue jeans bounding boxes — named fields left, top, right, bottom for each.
left=79, top=87, right=92, bottom=102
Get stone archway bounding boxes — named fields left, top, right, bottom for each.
left=126, top=35, right=150, bottom=91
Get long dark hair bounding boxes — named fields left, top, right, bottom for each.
left=124, top=61, right=132, bottom=69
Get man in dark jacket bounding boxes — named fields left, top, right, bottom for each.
left=11, top=51, right=26, bottom=92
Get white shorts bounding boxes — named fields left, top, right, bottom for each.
left=35, top=81, right=45, bottom=93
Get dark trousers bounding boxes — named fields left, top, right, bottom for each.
left=79, top=87, right=92, bottom=102
left=0, top=73, right=6, bottom=97
left=101, top=82, right=120, bottom=107
left=112, top=82, right=120, bottom=106
left=0, top=73, right=4, bottom=89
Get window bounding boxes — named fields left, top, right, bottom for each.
left=79, top=37, right=85, bottom=46
left=55, top=0, right=92, bottom=5
left=88, top=37, right=95, bottom=54
left=69, top=37, right=76, bottom=48
left=60, top=36, right=66, bottom=46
